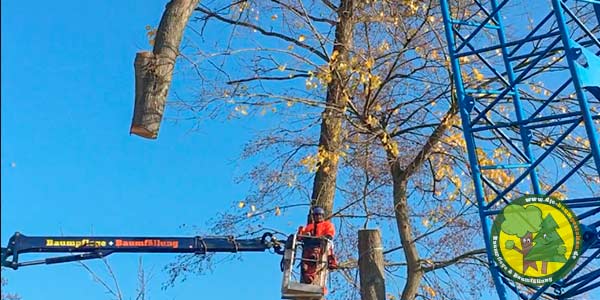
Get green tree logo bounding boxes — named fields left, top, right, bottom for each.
left=500, top=204, right=542, bottom=273
left=525, top=214, right=568, bottom=274
left=491, top=195, right=582, bottom=286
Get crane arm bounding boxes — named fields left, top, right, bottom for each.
left=1, top=232, right=283, bottom=270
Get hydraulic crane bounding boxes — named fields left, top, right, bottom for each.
left=1, top=231, right=332, bottom=300
left=1, top=231, right=283, bottom=269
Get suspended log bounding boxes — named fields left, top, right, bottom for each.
left=130, top=0, right=200, bottom=139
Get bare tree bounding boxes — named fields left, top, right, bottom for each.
left=157, top=1, right=598, bottom=299
left=1, top=273, right=21, bottom=300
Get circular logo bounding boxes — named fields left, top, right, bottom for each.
left=491, top=195, right=582, bottom=286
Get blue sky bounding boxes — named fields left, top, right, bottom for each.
left=1, top=1, right=301, bottom=299
left=2, top=1, right=599, bottom=300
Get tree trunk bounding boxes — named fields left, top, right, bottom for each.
left=378, top=102, right=457, bottom=300
left=131, top=0, right=200, bottom=139
left=391, top=164, right=423, bottom=300
left=358, top=229, right=386, bottom=300
left=310, top=0, right=355, bottom=215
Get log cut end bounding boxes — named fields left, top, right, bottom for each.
left=130, top=126, right=158, bottom=139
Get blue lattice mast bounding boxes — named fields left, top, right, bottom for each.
left=439, top=0, right=600, bottom=299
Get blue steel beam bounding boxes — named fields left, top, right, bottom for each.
left=440, top=0, right=600, bottom=299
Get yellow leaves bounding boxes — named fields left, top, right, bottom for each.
left=237, top=1, right=250, bottom=12
left=300, top=147, right=339, bottom=173
left=414, top=46, right=423, bottom=58
left=374, top=103, right=382, bottom=112
left=305, top=78, right=318, bottom=90
left=366, top=115, right=379, bottom=127
left=321, top=72, right=333, bottom=84
left=479, top=150, right=515, bottom=189
left=234, top=105, right=249, bottom=116
left=378, top=40, right=390, bottom=52
left=370, top=74, right=382, bottom=90
left=277, top=64, right=287, bottom=72
left=386, top=141, right=400, bottom=157
left=330, top=50, right=340, bottom=61
left=271, top=14, right=278, bottom=20
left=406, top=1, right=419, bottom=14
left=365, top=57, right=375, bottom=69
left=305, top=69, right=318, bottom=90
left=238, top=201, right=245, bottom=208
left=275, top=206, right=282, bottom=216
left=423, top=285, right=437, bottom=297
left=550, top=191, right=566, bottom=200
left=492, top=146, right=509, bottom=161
left=245, top=205, right=257, bottom=218
left=443, top=131, right=467, bottom=150
left=145, top=25, right=157, bottom=47
left=434, top=162, right=452, bottom=180
left=298, top=34, right=306, bottom=42
left=529, top=83, right=542, bottom=94
left=300, top=154, right=319, bottom=173
left=472, top=68, right=484, bottom=81
left=360, top=72, right=369, bottom=84
left=381, top=132, right=389, bottom=144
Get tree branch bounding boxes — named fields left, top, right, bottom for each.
left=227, top=73, right=309, bottom=85
left=194, top=6, right=329, bottom=61
left=421, top=248, right=486, bottom=273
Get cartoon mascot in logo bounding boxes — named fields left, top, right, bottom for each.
left=501, top=204, right=567, bottom=274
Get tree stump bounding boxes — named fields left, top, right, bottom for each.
left=359, top=229, right=386, bottom=300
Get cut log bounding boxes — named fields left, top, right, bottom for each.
left=130, top=0, right=200, bottom=139
left=131, top=51, right=159, bottom=138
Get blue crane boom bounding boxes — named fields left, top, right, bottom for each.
left=1, top=231, right=283, bottom=270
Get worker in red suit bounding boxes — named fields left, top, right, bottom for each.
left=297, top=206, right=338, bottom=286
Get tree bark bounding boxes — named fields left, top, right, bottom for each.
left=380, top=101, right=458, bottom=300
left=390, top=166, right=423, bottom=300
left=358, top=229, right=386, bottom=300
left=310, top=0, right=355, bottom=215
left=131, top=0, right=200, bottom=139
